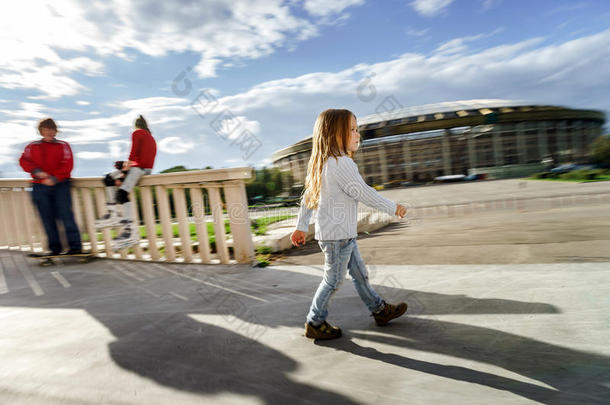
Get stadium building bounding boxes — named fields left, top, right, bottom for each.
left=272, top=99, right=606, bottom=186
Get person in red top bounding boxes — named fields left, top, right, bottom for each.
left=95, top=115, right=156, bottom=250
left=19, top=118, right=82, bottom=256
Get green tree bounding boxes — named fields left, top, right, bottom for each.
left=589, top=135, right=610, bottom=165
left=160, top=165, right=191, bottom=173
left=245, top=167, right=295, bottom=203
left=160, top=165, right=212, bottom=173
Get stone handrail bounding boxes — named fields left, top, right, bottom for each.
left=0, top=168, right=254, bottom=264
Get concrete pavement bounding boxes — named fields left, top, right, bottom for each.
left=1, top=251, right=609, bottom=404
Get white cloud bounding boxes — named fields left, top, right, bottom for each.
left=73, top=139, right=130, bottom=161
left=435, top=28, right=505, bottom=54
left=3, top=27, right=609, bottom=178
left=0, top=103, right=47, bottom=120
left=406, top=28, right=430, bottom=37
left=0, top=5, right=105, bottom=99
left=0, top=0, right=330, bottom=96
left=214, top=116, right=262, bottom=141
left=482, top=0, right=503, bottom=11
left=201, top=29, right=610, bottom=140
left=303, top=0, right=365, bottom=17
left=76, top=101, right=91, bottom=106
left=76, top=151, right=108, bottom=160
left=411, top=0, right=454, bottom=17
left=110, top=97, right=189, bottom=113
left=158, top=137, right=196, bottom=154
left=0, top=122, right=39, bottom=163
left=109, top=140, right=131, bottom=159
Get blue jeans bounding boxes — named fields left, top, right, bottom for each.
left=307, top=238, right=384, bottom=326
left=31, top=181, right=82, bottom=254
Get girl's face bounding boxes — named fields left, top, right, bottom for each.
left=347, top=115, right=360, bottom=153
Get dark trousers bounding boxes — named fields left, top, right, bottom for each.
left=31, top=181, right=82, bottom=254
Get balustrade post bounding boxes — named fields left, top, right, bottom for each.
left=8, top=190, right=28, bottom=249
left=224, top=181, right=254, bottom=264
left=173, top=187, right=193, bottom=263
left=189, top=187, right=211, bottom=263
left=18, top=189, right=36, bottom=251
left=140, top=186, right=160, bottom=261
left=0, top=191, right=10, bottom=247
left=71, top=187, right=85, bottom=235
left=155, top=185, right=176, bottom=262
left=207, top=185, right=230, bottom=264
left=81, top=188, right=98, bottom=254
left=129, top=190, right=144, bottom=259
left=26, top=190, right=45, bottom=250
left=94, top=188, right=113, bottom=255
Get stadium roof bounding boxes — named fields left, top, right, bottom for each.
left=272, top=99, right=605, bottom=162
left=357, top=99, right=530, bottom=125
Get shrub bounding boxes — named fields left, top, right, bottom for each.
left=559, top=169, right=598, bottom=181
left=582, top=169, right=597, bottom=180
left=254, top=223, right=268, bottom=236
left=531, top=172, right=557, bottom=179
left=256, top=245, right=273, bottom=255
left=559, top=169, right=586, bottom=180
left=255, top=257, right=270, bottom=267
left=531, top=172, right=551, bottom=179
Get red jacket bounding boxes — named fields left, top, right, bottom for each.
left=19, top=140, right=74, bottom=183
left=128, top=129, right=156, bottom=169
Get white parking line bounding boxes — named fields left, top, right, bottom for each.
left=50, top=271, right=71, bottom=288
left=12, top=255, right=43, bottom=296
left=125, top=262, right=157, bottom=279
left=110, top=263, right=146, bottom=281
left=150, top=263, right=267, bottom=303
left=169, top=291, right=188, bottom=301
left=0, top=258, right=7, bottom=294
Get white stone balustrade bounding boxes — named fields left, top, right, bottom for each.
left=0, top=168, right=254, bottom=264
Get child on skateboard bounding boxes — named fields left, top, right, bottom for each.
left=19, top=118, right=83, bottom=256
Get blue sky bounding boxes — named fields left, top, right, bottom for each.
left=1, top=0, right=609, bottom=178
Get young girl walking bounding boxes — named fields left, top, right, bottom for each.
left=291, top=109, right=408, bottom=340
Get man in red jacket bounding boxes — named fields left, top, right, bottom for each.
left=19, top=118, right=82, bottom=256
left=95, top=115, right=156, bottom=250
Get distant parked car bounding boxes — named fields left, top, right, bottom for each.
left=382, top=179, right=406, bottom=189
left=550, top=164, right=593, bottom=173
left=434, top=174, right=466, bottom=183
left=464, top=173, right=486, bottom=181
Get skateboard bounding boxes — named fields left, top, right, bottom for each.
left=27, top=252, right=98, bottom=267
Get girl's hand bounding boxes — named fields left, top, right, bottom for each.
left=291, top=230, right=307, bottom=247
left=395, top=203, right=407, bottom=218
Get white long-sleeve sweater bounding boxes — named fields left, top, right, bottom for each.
left=296, top=155, right=396, bottom=240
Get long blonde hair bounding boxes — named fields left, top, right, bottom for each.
left=303, top=109, right=355, bottom=209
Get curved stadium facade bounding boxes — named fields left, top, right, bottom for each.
left=272, top=99, right=606, bottom=186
